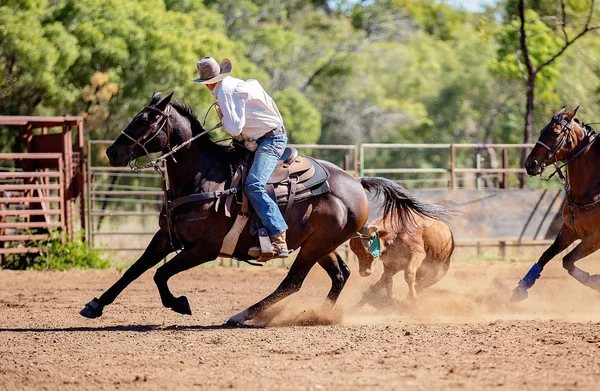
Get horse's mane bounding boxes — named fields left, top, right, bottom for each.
left=150, top=93, right=234, bottom=158
left=575, top=118, right=597, bottom=135
left=150, top=93, right=205, bottom=136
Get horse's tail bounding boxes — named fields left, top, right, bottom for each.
left=359, top=177, right=450, bottom=228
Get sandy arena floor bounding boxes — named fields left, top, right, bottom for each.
left=2, top=259, right=600, bottom=390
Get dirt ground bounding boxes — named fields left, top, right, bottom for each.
left=2, top=259, right=600, bottom=390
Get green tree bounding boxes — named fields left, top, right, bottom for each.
left=273, top=87, right=321, bottom=144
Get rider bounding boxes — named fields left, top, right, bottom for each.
left=193, top=56, right=290, bottom=258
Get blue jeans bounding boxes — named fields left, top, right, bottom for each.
left=245, top=133, right=288, bottom=236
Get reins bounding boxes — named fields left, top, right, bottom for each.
left=127, top=121, right=223, bottom=172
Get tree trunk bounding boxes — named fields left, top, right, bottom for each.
left=524, top=77, right=535, bottom=145
left=520, top=75, right=536, bottom=188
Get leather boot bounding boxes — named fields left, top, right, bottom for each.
left=248, top=231, right=290, bottom=260
left=270, top=231, right=290, bottom=258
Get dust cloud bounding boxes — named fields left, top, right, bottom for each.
left=252, top=258, right=600, bottom=327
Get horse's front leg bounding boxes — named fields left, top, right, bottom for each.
left=80, top=230, right=173, bottom=318
left=351, top=263, right=398, bottom=312
left=511, top=224, right=577, bottom=301
left=153, top=246, right=215, bottom=315
left=404, top=250, right=426, bottom=302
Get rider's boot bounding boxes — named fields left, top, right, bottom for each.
left=248, top=231, right=290, bottom=260
left=270, top=231, right=290, bottom=258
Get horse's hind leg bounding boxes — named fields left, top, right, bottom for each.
left=317, top=251, right=351, bottom=308
left=512, top=224, right=578, bottom=301
left=153, top=247, right=214, bottom=315
left=226, top=249, right=319, bottom=326
left=80, top=231, right=172, bottom=319
left=562, top=238, right=600, bottom=292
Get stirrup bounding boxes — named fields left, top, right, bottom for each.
left=247, top=244, right=291, bottom=260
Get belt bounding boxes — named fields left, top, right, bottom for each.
left=257, top=125, right=285, bottom=142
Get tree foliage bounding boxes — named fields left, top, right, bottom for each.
left=0, top=0, right=599, bottom=170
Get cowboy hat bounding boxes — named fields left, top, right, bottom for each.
left=193, top=56, right=232, bottom=84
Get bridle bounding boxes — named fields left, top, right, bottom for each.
left=534, top=115, right=598, bottom=237
left=120, top=104, right=174, bottom=165
left=535, top=116, right=575, bottom=171
left=536, top=116, right=597, bottom=181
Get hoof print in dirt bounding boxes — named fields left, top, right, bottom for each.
left=80, top=298, right=103, bottom=319
left=170, top=296, right=192, bottom=315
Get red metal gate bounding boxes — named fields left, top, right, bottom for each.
left=0, top=116, right=85, bottom=255
left=0, top=153, right=66, bottom=255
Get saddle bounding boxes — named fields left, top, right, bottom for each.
left=221, top=146, right=330, bottom=260
left=170, top=146, right=330, bottom=260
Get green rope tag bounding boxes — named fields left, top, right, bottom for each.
left=367, top=236, right=381, bottom=258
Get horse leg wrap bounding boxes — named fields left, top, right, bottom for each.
left=518, top=263, right=542, bottom=289
left=568, top=266, right=590, bottom=285
left=512, top=263, right=542, bottom=302
left=569, top=267, right=600, bottom=292
left=568, top=267, right=600, bottom=292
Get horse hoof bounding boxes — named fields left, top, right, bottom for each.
left=510, top=286, right=528, bottom=302
left=225, top=319, right=245, bottom=327
left=224, top=319, right=263, bottom=329
left=170, top=296, right=192, bottom=315
left=80, top=298, right=103, bottom=319
left=226, top=309, right=250, bottom=327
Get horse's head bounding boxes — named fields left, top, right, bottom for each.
left=106, top=92, right=174, bottom=167
left=524, top=106, right=584, bottom=176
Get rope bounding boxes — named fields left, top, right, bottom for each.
left=130, top=121, right=223, bottom=172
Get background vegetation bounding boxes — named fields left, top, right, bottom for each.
left=1, top=0, right=599, bottom=168
left=0, top=231, right=109, bottom=270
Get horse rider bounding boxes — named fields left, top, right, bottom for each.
left=193, top=56, right=290, bottom=258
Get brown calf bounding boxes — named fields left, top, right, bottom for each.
left=349, top=215, right=454, bottom=305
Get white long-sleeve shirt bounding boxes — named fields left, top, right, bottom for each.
left=212, top=76, right=284, bottom=141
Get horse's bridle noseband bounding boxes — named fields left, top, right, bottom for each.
left=120, top=104, right=174, bottom=162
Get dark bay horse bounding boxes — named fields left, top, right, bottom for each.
left=80, top=92, right=447, bottom=325
left=513, top=107, right=600, bottom=301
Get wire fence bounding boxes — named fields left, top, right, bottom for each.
left=86, top=140, right=560, bottom=265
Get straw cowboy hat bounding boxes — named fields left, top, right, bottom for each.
left=193, top=56, right=232, bottom=84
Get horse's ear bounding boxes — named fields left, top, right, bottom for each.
left=556, top=107, right=567, bottom=117
left=566, top=105, right=580, bottom=121
left=156, top=91, right=174, bottom=110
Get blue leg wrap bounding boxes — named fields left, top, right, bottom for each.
left=519, top=263, right=543, bottom=289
